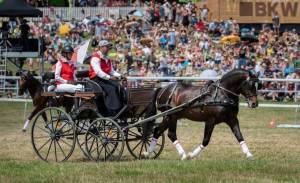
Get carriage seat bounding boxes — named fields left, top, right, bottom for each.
left=75, top=70, right=89, bottom=78
left=41, top=70, right=103, bottom=95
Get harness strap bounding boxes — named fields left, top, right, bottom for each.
left=166, top=83, right=178, bottom=106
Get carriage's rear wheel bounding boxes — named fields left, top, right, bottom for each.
left=31, top=107, right=76, bottom=162
left=126, top=124, right=165, bottom=159
left=85, top=118, right=125, bottom=161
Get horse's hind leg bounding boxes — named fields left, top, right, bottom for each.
left=227, top=117, right=253, bottom=160
left=22, top=105, right=45, bottom=132
left=167, top=117, right=188, bottom=160
left=188, top=122, right=215, bottom=159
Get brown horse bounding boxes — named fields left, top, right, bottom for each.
left=18, top=71, right=73, bottom=132
left=143, top=69, right=261, bottom=160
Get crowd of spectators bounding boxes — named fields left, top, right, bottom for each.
left=2, top=1, right=300, bottom=101
left=27, top=0, right=146, bottom=7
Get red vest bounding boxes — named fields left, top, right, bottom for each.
left=89, top=52, right=112, bottom=79
left=57, top=59, right=75, bottom=84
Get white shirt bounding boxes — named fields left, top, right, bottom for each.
left=90, top=51, right=121, bottom=80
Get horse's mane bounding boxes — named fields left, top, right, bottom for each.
left=27, top=75, right=43, bottom=90
left=179, top=81, right=193, bottom=88
left=221, top=69, right=248, bottom=82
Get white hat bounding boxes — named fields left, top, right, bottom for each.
left=99, top=40, right=111, bottom=47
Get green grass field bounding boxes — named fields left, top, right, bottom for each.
left=0, top=102, right=300, bottom=183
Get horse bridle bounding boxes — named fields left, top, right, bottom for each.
left=213, top=77, right=258, bottom=101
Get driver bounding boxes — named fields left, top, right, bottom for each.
left=89, top=40, right=123, bottom=117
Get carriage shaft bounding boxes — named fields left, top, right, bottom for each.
left=123, top=91, right=209, bottom=130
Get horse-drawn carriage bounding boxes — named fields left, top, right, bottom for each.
left=24, top=70, right=165, bottom=162
left=20, top=69, right=261, bottom=162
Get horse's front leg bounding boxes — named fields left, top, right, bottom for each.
left=188, top=122, right=215, bottom=159
left=227, top=117, right=253, bottom=160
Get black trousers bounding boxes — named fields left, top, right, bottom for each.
left=92, top=77, right=122, bottom=116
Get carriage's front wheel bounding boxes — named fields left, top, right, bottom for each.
left=126, top=124, right=165, bottom=159
left=31, top=107, right=76, bottom=162
left=85, top=118, right=125, bottom=161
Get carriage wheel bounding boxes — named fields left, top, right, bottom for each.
left=31, top=107, right=76, bottom=162
left=85, top=118, right=124, bottom=161
left=126, top=124, right=165, bottom=159
left=75, top=112, right=101, bottom=159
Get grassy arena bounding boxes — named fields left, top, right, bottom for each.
left=0, top=102, right=300, bottom=183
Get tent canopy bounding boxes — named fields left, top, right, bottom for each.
left=0, top=0, right=43, bottom=17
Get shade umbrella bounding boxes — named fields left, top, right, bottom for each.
left=125, top=21, right=139, bottom=28
left=128, top=10, right=144, bottom=20
left=220, top=35, right=241, bottom=44
left=59, top=24, right=71, bottom=36
left=241, top=34, right=258, bottom=43
left=200, top=69, right=218, bottom=78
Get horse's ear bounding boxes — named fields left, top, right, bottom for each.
left=248, top=70, right=258, bottom=78
left=20, top=70, right=30, bottom=78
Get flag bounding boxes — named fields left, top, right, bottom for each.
left=71, top=39, right=90, bottom=65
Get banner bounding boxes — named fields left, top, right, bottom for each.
left=71, top=39, right=90, bottom=65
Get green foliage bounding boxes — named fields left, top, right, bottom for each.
left=49, top=0, right=68, bottom=7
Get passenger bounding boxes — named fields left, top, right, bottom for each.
left=50, top=46, right=83, bottom=93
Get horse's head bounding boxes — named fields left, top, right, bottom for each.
left=18, top=70, right=33, bottom=95
left=220, top=69, right=261, bottom=108
left=239, top=70, right=262, bottom=108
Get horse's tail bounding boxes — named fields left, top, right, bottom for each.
left=143, top=87, right=162, bottom=136
left=147, top=87, right=162, bottom=116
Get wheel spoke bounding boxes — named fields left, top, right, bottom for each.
left=58, top=133, right=75, bottom=138
left=54, top=140, right=58, bottom=162
left=50, top=109, right=55, bottom=133
left=54, top=110, right=62, bottom=132
left=139, top=142, right=144, bottom=157
left=88, top=137, right=96, bottom=153
left=131, top=140, right=143, bottom=152
left=36, top=125, right=51, bottom=134
left=104, top=145, right=107, bottom=161
left=37, top=138, right=51, bottom=151
left=56, top=140, right=67, bottom=158
left=80, top=135, right=92, bottom=147
left=96, top=138, right=100, bottom=160
left=34, top=136, right=50, bottom=139
left=127, top=130, right=141, bottom=137
left=59, top=138, right=72, bottom=148
left=45, top=140, right=53, bottom=161
left=98, top=145, right=104, bottom=158
left=56, top=121, right=71, bottom=133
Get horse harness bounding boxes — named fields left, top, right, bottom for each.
left=158, top=79, right=252, bottom=110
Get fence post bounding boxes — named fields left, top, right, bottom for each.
left=294, top=82, right=298, bottom=102
left=16, top=78, right=19, bottom=98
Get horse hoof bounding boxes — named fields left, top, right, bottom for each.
left=141, top=152, right=149, bottom=159
left=181, top=154, right=188, bottom=160
left=22, top=129, right=26, bottom=133
left=186, top=153, right=193, bottom=160
left=247, top=155, right=254, bottom=160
